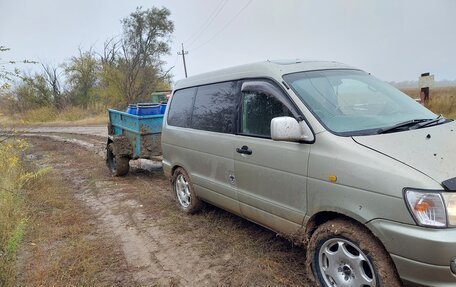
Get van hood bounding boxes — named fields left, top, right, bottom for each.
left=353, top=121, right=456, bottom=188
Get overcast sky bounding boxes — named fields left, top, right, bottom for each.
left=1, top=0, right=455, bottom=84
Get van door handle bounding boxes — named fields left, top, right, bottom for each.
left=236, top=145, right=252, bottom=155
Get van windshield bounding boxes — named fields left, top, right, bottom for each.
left=283, top=70, right=437, bottom=136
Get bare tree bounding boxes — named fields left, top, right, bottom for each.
left=41, top=63, right=64, bottom=108
left=100, top=37, right=120, bottom=67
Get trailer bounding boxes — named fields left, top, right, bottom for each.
left=106, top=109, right=163, bottom=176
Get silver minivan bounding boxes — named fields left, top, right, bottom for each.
left=161, top=60, right=456, bottom=286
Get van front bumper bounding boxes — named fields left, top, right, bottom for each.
left=367, top=219, right=456, bottom=286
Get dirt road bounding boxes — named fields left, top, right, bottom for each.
left=22, top=127, right=311, bottom=286
left=18, top=125, right=107, bottom=137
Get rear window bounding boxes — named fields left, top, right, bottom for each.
left=167, top=87, right=196, bottom=128
left=191, top=81, right=238, bottom=133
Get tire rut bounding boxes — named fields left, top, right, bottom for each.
left=28, top=135, right=230, bottom=286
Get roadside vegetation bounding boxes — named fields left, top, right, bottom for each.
left=0, top=7, right=173, bottom=125
left=19, top=153, right=132, bottom=286
left=401, top=86, right=456, bottom=119
left=0, top=136, right=31, bottom=286
left=0, top=106, right=107, bottom=126
left=0, top=136, right=133, bottom=286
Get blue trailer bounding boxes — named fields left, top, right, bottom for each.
left=106, top=109, right=164, bottom=176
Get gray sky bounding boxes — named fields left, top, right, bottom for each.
left=1, top=0, right=455, bottom=83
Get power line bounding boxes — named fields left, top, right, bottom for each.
left=190, top=0, right=254, bottom=52
left=168, top=54, right=179, bottom=69
left=186, top=0, right=228, bottom=47
left=184, top=0, right=226, bottom=45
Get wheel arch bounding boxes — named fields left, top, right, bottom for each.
left=171, top=164, right=182, bottom=176
left=170, top=164, right=193, bottom=179
left=304, top=211, right=378, bottom=246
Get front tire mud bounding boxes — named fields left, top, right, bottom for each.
left=307, top=218, right=402, bottom=287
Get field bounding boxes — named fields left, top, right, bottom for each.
left=400, top=86, right=456, bottom=119
left=0, top=106, right=107, bottom=127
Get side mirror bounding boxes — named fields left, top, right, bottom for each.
left=271, top=116, right=314, bottom=142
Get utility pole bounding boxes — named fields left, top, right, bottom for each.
left=177, top=43, right=188, bottom=78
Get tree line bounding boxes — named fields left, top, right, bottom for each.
left=0, top=6, right=174, bottom=114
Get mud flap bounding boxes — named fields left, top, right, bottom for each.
left=111, top=135, right=133, bottom=158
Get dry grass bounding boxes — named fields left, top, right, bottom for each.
left=401, top=86, right=456, bottom=119
left=0, top=138, right=132, bottom=286
left=17, top=152, right=133, bottom=286
left=131, top=171, right=309, bottom=286
left=192, top=206, right=308, bottom=286
left=0, top=106, right=107, bottom=127
left=0, top=137, right=33, bottom=287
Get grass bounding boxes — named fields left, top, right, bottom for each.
left=131, top=172, right=309, bottom=286
left=0, top=137, right=33, bottom=287
left=0, top=106, right=107, bottom=127
left=18, top=152, right=132, bottom=286
left=0, top=136, right=132, bottom=286
left=401, top=86, right=456, bottom=119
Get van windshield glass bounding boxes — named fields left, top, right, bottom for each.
left=283, top=70, right=436, bottom=135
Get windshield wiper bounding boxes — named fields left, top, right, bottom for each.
left=412, top=115, right=450, bottom=129
left=377, top=118, right=432, bottom=134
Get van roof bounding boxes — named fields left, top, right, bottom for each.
left=174, top=60, right=358, bottom=90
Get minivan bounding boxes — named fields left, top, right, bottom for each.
left=161, top=60, right=456, bottom=286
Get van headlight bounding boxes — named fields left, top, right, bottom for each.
left=405, top=189, right=456, bottom=228
left=442, top=193, right=456, bottom=226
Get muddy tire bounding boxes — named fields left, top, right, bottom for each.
left=307, top=218, right=402, bottom=287
left=106, top=143, right=130, bottom=176
left=171, top=167, right=203, bottom=214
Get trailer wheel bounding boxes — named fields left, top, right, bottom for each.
left=107, top=143, right=129, bottom=176
left=171, top=167, right=203, bottom=214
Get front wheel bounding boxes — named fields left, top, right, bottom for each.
left=307, top=218, right=402, bottom=287
left=106, top=143, right=130, bottom=176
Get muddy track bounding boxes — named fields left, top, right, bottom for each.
left=16, top=125, right=108, bottom=138
left=25, top=131, right=311, bottom=286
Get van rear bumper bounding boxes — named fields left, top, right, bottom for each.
left=367, top=219, right=456, bottom=286
left=162, top=160, right=172, bottom=178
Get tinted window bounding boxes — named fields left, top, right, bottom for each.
left=167, top=87, right=196, bottom=128
left=241, top=87, right=293, bottom=137
left=191, top=82, right=238, bottom=133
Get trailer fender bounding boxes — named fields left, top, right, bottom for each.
left=110, top=135, right=133, bottom=158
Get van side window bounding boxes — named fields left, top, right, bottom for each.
left=167, top=87, right=196, bottom=128
left=241, top=88, right=293, bottom=137
left=191, top=81, right=238, bottom=133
